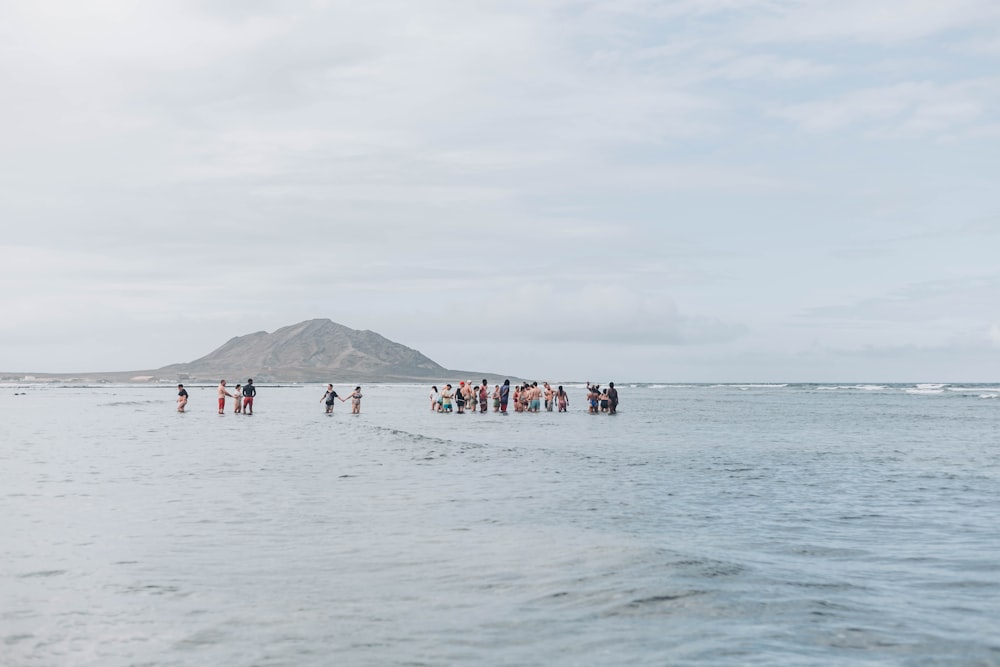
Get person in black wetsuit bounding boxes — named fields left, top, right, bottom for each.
left=607, top=382, right=619, bottom=415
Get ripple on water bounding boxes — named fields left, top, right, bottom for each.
left=2, top=383, right=999, bottom=666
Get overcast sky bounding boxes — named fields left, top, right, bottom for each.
left=2, top=0, right=999, bottom=382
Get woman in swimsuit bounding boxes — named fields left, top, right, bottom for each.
left=349, top=386, right=363, bottom=414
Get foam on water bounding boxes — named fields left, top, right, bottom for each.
left=2, top=382, right=999, bottom=665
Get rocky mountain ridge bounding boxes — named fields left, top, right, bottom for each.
left=155, top=319, right=463, bottom=382
left=3, top=319, right=500, bottom=383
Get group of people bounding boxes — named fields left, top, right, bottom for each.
left=585, top=382, right=619, bottom=415
left=177, top=379, right=364, bottom=415
left=176, top=379, right=257, bottom=414
left=176, top=379, right=619, bottom=416
left=430, top=380, right=617, bottom=414
left=321, top=384, right=363, bottom=414
left=430, top=380, right=492, bottom=413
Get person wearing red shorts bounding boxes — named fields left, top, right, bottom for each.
left=242, top=378, right=256, bottom=415
left=217, top=380, right=233, bottom=414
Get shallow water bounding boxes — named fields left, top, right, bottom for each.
left=2, top=383, right=999, bottom=666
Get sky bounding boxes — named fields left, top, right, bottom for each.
left=1, top=0, right=999, bottom=382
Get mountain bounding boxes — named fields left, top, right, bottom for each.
left=153, top=319, right=461, bottom=383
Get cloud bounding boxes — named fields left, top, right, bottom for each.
left=991, top=324, right=1000, bottom=347
left=742, top=0, right=1000, bottom=45
left=802, top=275, right=1000, bottom=323
left=394, top=284, right=746, bottom=346
left=772, top=79, right=997, bottom=136
left=711, top=53, right=837, bottom=81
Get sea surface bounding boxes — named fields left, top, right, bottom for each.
left=2, top=382, right=999, bottom=666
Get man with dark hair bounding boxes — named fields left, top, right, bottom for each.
left=242, top=378, right=256, bottom=415
left=176, top=384, right=188, bottom=412
left=499, top=379, right=510, bottom=414
left=607, top=382, right=619, bottom=415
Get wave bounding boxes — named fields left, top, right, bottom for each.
left=947, top=386, right=1000, bottom=393
left=358, top=423, right=485, bottom=450
left=816, top=385, right=888, bottom=391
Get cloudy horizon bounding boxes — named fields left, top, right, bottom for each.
left=2, top=1, right=999, bottom=382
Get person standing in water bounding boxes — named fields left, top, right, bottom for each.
left=242, top=379, right=256, bottom=415
left=176, top=384, right=188, bottom=412
left=557, top=385, right=569, bottom=412
left=217, top=380, right=233, bottom=415
left=479, top=379, right=489, bottom=413
left=586, top=383, right=600, bottom=414
left=321, top=384, right=343, bottom=413
left=232, top=384, right=242, bottom=413
left=499, top=379, right=510, bottom=414
left=607, top=382, right=619, bottom=415
left=349, top=386, right=362, bottom=414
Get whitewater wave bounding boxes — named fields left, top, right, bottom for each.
left=817, top=385, right=888, bottom=391
left=947, top=386, right=1000, bottom=393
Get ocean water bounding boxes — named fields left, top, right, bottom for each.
left=2, top=382, right=999, bottom=666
